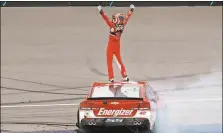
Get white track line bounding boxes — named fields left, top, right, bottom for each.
left=1, top=98, right=222, bottom=108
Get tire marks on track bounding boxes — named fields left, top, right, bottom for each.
left=1, top=77, right=89, bottom=106
left=1, top=86, right=88, bottom=96
left=1, top=77, right=90, bottom=92
left=141, top=71, right=221, bottom=81
left=2, top=97, right=84, bottom=106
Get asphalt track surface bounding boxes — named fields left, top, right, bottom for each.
left=1, top=6, right=222, bottom=133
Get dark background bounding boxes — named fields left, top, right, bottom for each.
left=1, top=1, right=223, bottom=7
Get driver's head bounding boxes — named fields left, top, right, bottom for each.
left=112, top=13, right=124, bottom=25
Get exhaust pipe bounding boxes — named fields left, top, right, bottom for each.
left=92, top=121, right=96, bottom=125
left=88, top=121, right=93, bottom=125
left=89, top=121, right=96, bottom=125
left=133, top=121, right=138, bottom=125
left=133, top=121, right=142, bottom=125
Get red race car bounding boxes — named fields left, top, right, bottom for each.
left=76, top=81, right=159, bottom=133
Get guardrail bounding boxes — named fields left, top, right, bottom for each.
left=1, top=1, right=222, bottom=7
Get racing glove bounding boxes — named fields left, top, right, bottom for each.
left=97, top=5, right=103, bottom=14
left=130, top=4, right=135, bottom=12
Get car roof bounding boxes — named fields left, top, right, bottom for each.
left=88, top=81, right=147, bottom=98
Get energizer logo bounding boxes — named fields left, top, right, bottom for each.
left=98, top=108, right=133, bottom=116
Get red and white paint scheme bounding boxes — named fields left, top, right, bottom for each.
left=76, top=81, right=159, bottom=132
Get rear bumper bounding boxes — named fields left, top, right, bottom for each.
left=80, top=118, right=150, bottom=127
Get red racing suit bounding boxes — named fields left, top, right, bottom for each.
left=100, top=10, right=133, bottom=80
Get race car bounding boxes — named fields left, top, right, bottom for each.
left=76, top=81, right=159, bottom=133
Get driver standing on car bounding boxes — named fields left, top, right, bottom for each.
left=97, top=4, right=135, bottom=83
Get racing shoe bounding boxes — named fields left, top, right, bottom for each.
left=109, top=79, right=114, bottom=83
left=122, top=77, right=129, bottom=82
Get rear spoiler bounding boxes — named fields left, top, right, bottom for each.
left=87, top=97, right=143, bottom=100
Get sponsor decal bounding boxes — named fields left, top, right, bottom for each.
left=98, top=108, right=133, bottom=116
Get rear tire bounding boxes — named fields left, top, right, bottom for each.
left=76, top=109, right=90, bottom=133
left=139, top=124, right=155, bottom=133
left=76, top=109, right=80, bottom=127
left=150, top=123, right=157, bottom=133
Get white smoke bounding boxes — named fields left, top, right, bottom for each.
left=152, top=71, right=222, bottom=133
